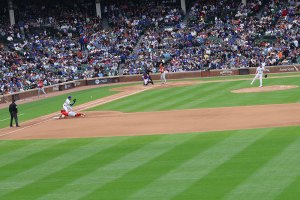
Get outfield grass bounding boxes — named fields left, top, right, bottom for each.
left=174, top=71, right=300, bottom=82
left=0, top=126, right=299, bottom=200
left=89, top=76, right=300, bottom=112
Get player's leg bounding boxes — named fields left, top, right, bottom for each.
left=148, top=78, right=153, bottom=85
left=67, top=106, right=73, bottom=111
left=42, top=87, right=47, bottom=95
left=63, top=105, right=68, bottom=112
left=251, top=74, right=258, bottom=85
left=259, top=74, right=263, bottom=87
left=163, top=72, right=167, bottom=83
left=59, top=110, right=68, bottom=119
left=68, top=111, right=76, bottom=117
left=149, top=76, right=154, bottom=85
left=250, top=75, right=255, bottom=85
left=75, top=113, right=85, bottom=117
left=59, top=114, right=65, bottom=119
left=144, top=78, right=148, bottom=86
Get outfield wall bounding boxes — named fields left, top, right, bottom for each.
left=1, top=65, right=299, bottom=104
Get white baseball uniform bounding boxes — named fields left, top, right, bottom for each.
left=161, top=72, right=166, bottom=83
left=250, top=66, right=268, bottom=87
left=63, top=98, right=73, bottom=112
left=68, top=111, right=76, bottom=117
left=160, top=66, right=167, bottom=84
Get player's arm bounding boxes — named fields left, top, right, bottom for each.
left=70, top=99, right=77, bottom=106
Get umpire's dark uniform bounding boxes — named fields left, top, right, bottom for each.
left=9, top=100, right=19, bottom=127
left=145, top=68, right=154, bottom=85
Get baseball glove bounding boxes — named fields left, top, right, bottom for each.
left=73, top=99, right=77, bottom=103
left=265, top=74, right=268, bottom=78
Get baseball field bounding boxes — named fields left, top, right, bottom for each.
left=0, top=73, right=300, bottom=200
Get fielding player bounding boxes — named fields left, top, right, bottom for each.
left=59, top=96, right=85, bottom=119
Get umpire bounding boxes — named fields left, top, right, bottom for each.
left=9, top=99, right=19, bottom=127
left=145, top=67, right=154, bottom=85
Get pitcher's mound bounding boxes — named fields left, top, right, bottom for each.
left=232, top=85, right=298, bottom=93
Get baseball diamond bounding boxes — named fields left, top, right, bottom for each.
left=0, top=0, right=300, bottom=199
left=0, top=73, right=300, bottom=200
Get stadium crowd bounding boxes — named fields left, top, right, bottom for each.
left=129, top=0, right=299, bottom=72
left=0, top=0, right=299, bottom=94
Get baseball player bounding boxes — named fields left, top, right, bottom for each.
left=250, top=64, right=270, bottom=87
left=145, top=67, right=154, bottom=85
left=142, top=72, right=153, bottom=86
left=63, top=96, right=76, bottom=112
left=37, top=79, right=47, bottom=97
left=159, top=62, right=167, bottom=84
left=59, top=109, right=85, bottom=119
left=59, top=96, right=85, bottom=118
left=142, top=73, right=149, bottom=85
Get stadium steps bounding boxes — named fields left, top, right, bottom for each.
left=101, top=18, right=110, bottom=30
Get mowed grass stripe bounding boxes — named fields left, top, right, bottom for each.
left=198, top=73, right=300, bottom=82
left=127, top=129, right=269, bottom=200
left=0, top=139, right=68, bottom=178
left=267, top=76, right=300, bottom=85
left=0, top=140, right=65, bottom=168
left=223, top=130, right=300, bottom=200
left=96, top=82, right=187, bottom=111
left=96, top=87, right=161, bottom=111
left=92, top=81, right=228, bottom=112
left=173, top=81, right=245, bottom=110
left=90, top=76, right=300, bottom=112
left=0, top=140, right=38, bottom=158
left=0, top=139, right=96, bottom=197
left=172, top=128, right=299, bottom=200
left=275, top=174, right=300, bottom=200
left=38, top=134, right=201, bottom=200
left=0, top=141, right=13, bottom=155
left=126, top=85, right=198, bottom=112
left=184, top=79, right=298, bottom=108
left=93, top=85, right=194, bottom=112
left=156, top=82, right=222, bottom=111
left=0, top=136, right=147, bottom=200
left=77, top=131, right=232, bottom=200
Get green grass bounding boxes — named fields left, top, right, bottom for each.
left=177, top=71, right=300, bottom=82
left=0, top=126, right=300, bottom=200
left=89, top=76, right=300, bottom=112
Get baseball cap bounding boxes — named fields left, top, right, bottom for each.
left=68, top=96, right=72, bottom=99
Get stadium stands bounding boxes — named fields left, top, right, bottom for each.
left=0, top=0, right=299, bottom=94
